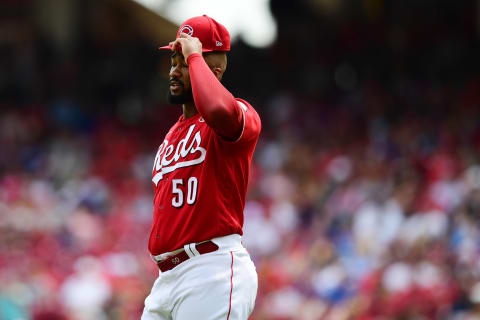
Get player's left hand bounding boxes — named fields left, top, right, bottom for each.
left=169, top=33, right=203, bottom=60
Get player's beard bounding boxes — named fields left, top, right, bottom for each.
left=167, top=83, right=194, bottom=105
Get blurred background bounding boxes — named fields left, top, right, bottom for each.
left=1, top=0, right=480, bottom=319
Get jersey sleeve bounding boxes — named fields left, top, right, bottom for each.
left=187, top=53, right=243, bottom=140
left=229, top=98, right=261, bottom=145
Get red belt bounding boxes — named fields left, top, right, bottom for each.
left=157, top=241, right=219, bottom=272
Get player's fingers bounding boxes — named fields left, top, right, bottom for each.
left=179, top=32, right=192, bottom=38
left=170, top=38, right=184, bottom=51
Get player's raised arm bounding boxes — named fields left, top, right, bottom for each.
left=187, top=52, right=243, bottom=140
left=171, top=32, right=243, bottom=140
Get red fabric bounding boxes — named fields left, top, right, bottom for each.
left=187, top=53, right=243, bottom=140
left=159, top=15, right=230, bottom=52
left=148, top=99, right=261, bottom=254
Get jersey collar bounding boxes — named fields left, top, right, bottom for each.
left=178, top=113, right=201, bottom=123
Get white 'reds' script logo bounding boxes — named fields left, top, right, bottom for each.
left=152, top=124, right=206, bottom=186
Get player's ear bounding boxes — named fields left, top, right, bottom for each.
left=211, top=67, right=223, bottom=81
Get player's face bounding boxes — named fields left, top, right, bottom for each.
left=167, top=52, right=193, bottom=104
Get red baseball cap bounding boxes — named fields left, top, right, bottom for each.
left=158, top=15, right=230, bottom=52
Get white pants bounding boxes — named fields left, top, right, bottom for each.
left=142, top=234, right=258, bottom=320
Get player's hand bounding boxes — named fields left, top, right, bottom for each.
left=169, top=33, right=203, bottom=60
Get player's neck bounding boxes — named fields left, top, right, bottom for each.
left=182, top=103, right=198, bottom=119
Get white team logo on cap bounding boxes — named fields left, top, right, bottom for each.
left=180, top=25, right=194, bottom=36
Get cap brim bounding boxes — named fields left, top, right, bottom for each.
left=158, top=45, right=173, bottom=51
left=157, top=44, right=214, bottom=52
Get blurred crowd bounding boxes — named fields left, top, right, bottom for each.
left=2, top=0, right=480, bottom=319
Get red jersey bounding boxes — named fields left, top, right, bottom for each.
left=148, top=99, right=261, bottom=255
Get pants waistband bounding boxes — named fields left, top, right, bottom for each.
left=150, top=234, right=242, bottom=263
left=156, top=240, right=219, bottom=272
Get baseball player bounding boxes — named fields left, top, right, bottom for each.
left=142, top=15, right=261, bottom=320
